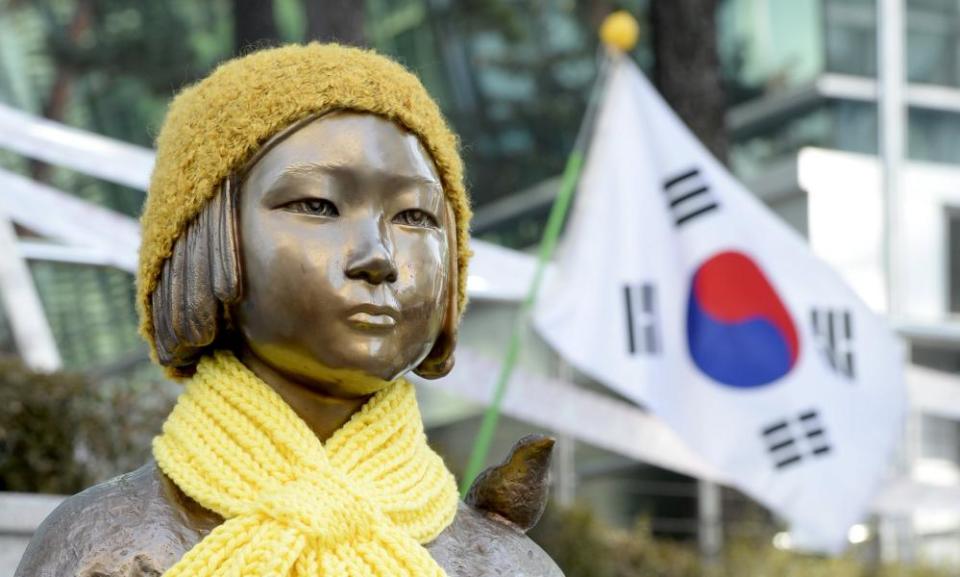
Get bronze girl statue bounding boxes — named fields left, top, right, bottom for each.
left=16, top=44, right=562, bottom=577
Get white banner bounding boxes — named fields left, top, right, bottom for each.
left=534, top=56, right=905, bottom=552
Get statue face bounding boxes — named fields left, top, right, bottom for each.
left=235, top=112, right=451, bottom=396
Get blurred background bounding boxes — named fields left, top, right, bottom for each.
left=2, top=0, right=960, bottom=575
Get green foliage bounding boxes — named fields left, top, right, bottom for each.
left=531, top=504, right=951, bottom=577
left=2, top=0, right=233, bottom=146
left=0, top=357, right=88, bottom=493
left=0, top=356, right=175, bottom=494
left=531, top=504, right=701, bottom=577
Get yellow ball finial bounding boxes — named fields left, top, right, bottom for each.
left=600, top=10, right=640, bottom=53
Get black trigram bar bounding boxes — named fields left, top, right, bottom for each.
left=761, top=409, right=833, bottom=471
left=623, top=283, right=659, bottom=355
left=761, top=420, right=803, bottom=469
left=811, top=309, right=855, bottom=379
left=798, top=410, right=831, bottom=456
left=662, top=167, right=719, bottom=226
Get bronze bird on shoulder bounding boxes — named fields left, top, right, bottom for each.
left=465, top=434, right=556, bottom=531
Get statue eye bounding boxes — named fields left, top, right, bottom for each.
left=284, top=198, right=339, bottom=217
left=393, top=209, right=439, bottom=229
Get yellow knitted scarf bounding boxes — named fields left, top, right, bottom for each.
left=153, top=351, right=458, bottom=576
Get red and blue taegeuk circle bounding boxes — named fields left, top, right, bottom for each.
left=686, top=251, right=800, bottom=388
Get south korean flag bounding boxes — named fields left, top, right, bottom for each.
left=534, top=55, right=905, bottom=553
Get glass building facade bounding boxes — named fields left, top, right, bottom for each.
left=724, top=0, right=960, bottom=176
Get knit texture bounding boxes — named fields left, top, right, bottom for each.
left=138, top=43, right=472, bottom=361
left=153, top=351, right=458, bottom=577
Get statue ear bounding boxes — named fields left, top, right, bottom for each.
left=414, top=203, right=459, bottom=380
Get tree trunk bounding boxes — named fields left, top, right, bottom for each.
left=650, top=0, right=727, bottom=161
left=31, top=0, right=92, bottom=182
left=43, top=1, right=90, bottom=122
left=232, top=0, right=280, bottom=55
left=305, top=0, right=365, bottom=46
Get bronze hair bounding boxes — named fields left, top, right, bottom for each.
left=151, top=177, right=242, bottom=377
left=412, top=201, right=459, bottom=379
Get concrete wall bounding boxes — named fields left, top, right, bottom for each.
left=0, top=493, right=63, bottom=577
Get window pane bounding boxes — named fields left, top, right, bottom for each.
left=719, top=0, right=825, bottom=104
left=825, top=0, right=877, bottom=76
left=920, top=414, right=960, bottom=462
left=907, top=0, right=960, bottom=85
left=909, top=108, right=960, bottom=164
left=730, top=99, right=876, bottom=180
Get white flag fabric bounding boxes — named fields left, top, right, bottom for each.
left=534, top=56, right=905, bottom=552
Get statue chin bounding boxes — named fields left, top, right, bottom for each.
left=236, top=341, right=410, bottom=398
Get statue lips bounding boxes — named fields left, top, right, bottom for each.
left=346, top=303, right=399, bottom=330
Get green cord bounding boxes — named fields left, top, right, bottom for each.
left=458, top=51, right=614, bottom=497
left=459, top=150, right=585, bottom=496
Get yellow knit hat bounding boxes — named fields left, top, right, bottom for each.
left=138, top=43, right=471, bottom=359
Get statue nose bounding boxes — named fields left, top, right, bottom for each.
left=345, top=221, right=398, bottom=285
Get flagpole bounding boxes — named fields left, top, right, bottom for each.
left=878, top=0, right=908, bottom=561
left=459, top=12, right=639, bottom=495
left=878, top=0, right=904, bottom=319
left=697, top=480, right=722, bottom=570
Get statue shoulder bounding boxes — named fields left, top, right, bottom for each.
left=14, top=463, right=214, bottom=577
left=426, top=434, right=563, bottom=576
left=428, top=501, right=564, bottom=577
